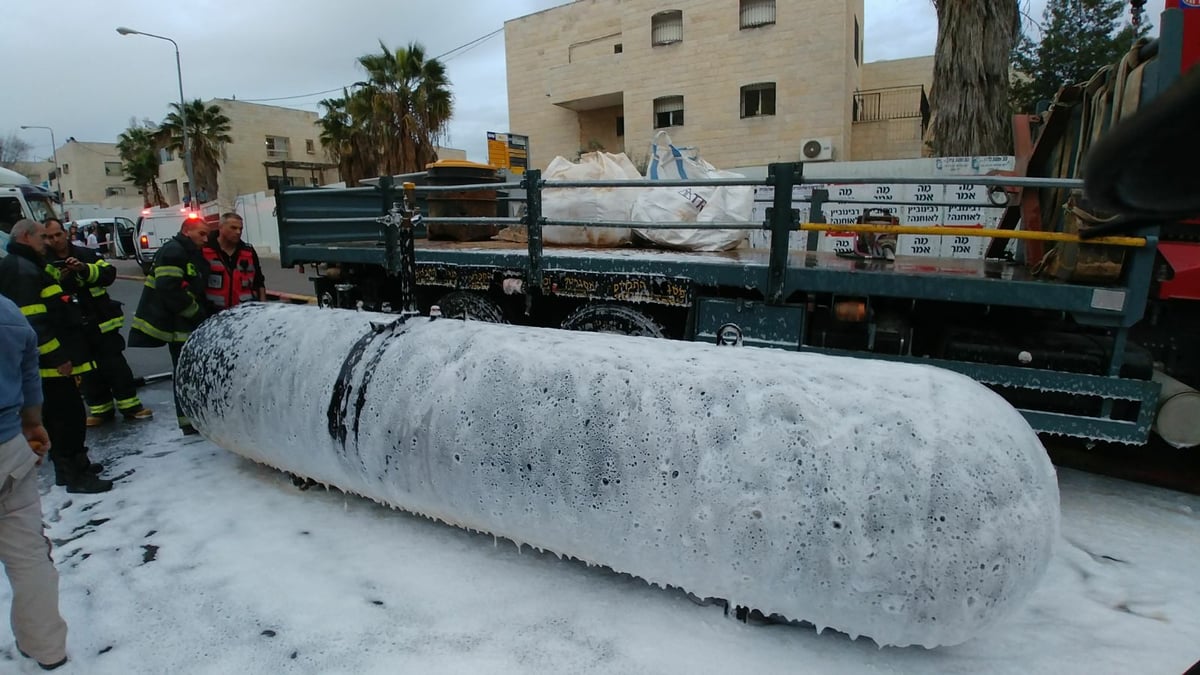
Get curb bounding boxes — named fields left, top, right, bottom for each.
left=115, top=274, right=317, bottom=304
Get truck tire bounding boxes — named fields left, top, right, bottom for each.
left=436, top=291, right=507, bottom=323
left=561, top=303, right=664, bottom=338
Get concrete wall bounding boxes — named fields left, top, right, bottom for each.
left=850, top=117, right=926, bottom=161
left=233, top=191, right=280, bottom=254
left=8, top=160, right=54, bottom=186
left=860, top=55, right=934, bottom=94
left=506, top=0, right=861, bottom=170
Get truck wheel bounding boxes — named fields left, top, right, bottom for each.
left=561, top=303, right=665, bottom=338
left=435, top=291, right=507, bottom=323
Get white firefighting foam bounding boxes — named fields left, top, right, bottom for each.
left=177, top=303, right=1060, bottom=648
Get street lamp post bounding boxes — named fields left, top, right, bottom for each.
left=116, top=26, right=196, bottom=203
left=19, top=125, right=59, bottom=199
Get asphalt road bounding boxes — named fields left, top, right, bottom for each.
left=107, top=254, right=316, bottom=379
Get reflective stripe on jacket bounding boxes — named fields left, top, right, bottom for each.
left=129, top=234, right=211, bottom=347
left=0, top=241, right=93, bottom=377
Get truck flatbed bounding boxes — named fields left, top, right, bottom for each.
left=285, top=237, right=1131, bottom=323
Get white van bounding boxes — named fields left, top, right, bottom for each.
left=1, top=166, right=61, bottom=257
left=134, top=204, right=219, bottom=273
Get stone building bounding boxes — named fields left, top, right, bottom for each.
left=505, top=0, right=931, bottom=169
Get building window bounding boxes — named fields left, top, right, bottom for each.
left=305, top=139, right=315, bottom=154
left=68, top=190, right=73, bottom=199
left=614, top=43, right=623, bottom=54
left=651, top=10, right=683, bottom=45
left=62, top=163, right=70, bottom=175
left=616, top=116, right=625, bottom=137
left=740, top=0, right=776, bottom=29
left=104, top=161, right=123, bottom=177
left=105, top=186, right=126, bottom=197
left=741, top=82, right=776, bottom=118
left=854, top=17, right=861, bottom=66
left=265, top=136, right=291, bottom=159
left=654, top=96, right=685, bottom=128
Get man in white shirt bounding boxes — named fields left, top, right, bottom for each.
left=85, top=229, right=98, bottom=250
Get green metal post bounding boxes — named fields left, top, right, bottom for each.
left=379, top=176, right=399, bottom=277
left=523, top=169, right=544, bottom=310
left=808, top=187, right=828, bottom=252
left=766, top=162, right=801, bottom=305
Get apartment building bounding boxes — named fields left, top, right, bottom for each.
left=505, top=0, right=932, bottom=170
left=156, top=98, right=339, bottom=207
left=53, top=140, right=145, bottom=209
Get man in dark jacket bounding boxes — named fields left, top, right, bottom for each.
left=202, top=212, right=266, bottom=311
left=0, top=219, right=111, bottom=493
left=43, top=218, right=153, bottom=426
left=129, top=215, right=212, bottom=435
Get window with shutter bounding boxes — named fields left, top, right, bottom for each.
left=739, top=0, right=776, bottom=29
left=654, top=96, right=685, bottom=128
left=651, top=10, right=683, bottom=45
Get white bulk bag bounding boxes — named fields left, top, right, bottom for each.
left=631, top=132, right=752, bottom=252
left=540, top=152, right=643, bottom=247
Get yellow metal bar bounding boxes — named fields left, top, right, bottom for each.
left=796, top=223, right=1146, bottom=248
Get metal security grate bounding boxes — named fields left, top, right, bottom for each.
left=853, top=86, right=930, bottom=131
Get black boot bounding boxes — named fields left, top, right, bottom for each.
left=65, top=474, right=113, bottom=494
left=55, top=455, right=102, bottom=486
left=52, top=459, right=75, bottom=487
left=80, top=446, right=104, bottom=474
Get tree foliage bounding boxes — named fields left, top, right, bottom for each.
left=929, top=0, right=1021, bottom=156
left=158, top=99, right=233, bottom=200
left=1010, top=0, right=1148, bottom=113
left=319, top=41, right=453, bottom=186
left=117, top=119, right=168, bottom=208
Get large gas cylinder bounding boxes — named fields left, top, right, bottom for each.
left=177, top=304, right=1059, bottom=648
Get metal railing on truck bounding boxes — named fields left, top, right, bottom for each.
left=276, top=165, right=1162, bottom=445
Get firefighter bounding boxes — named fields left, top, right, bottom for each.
left=202, top=212, right=265, bottom=311
left=129, top=215, right=212, bottom=435
left=0, top=219, right=112, bottom=493
left=42, top=218, right=153, bottom=427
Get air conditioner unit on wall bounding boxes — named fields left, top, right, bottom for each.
left=801, top=137, right=834, bottom=162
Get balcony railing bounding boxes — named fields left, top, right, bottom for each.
left=853, top=85, right=930, bottom=132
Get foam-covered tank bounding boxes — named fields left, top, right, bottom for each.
left=177, top=304, right=1060, bottom=648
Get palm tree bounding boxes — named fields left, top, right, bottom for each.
left=116, top=122, right=167, bottom=207
left=355, top=41, right=453, bottom=177
left=158, top=99, right=233, bottom=200
left=928, top=0, right=1020, bottom=156
left=318, top=90, right=377, bottom=187
left=316, top=41, right=453, bottom=186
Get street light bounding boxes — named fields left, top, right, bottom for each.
left=19, top=125, right=59, bottom=199
left=116, top=26, right=196, bottom=203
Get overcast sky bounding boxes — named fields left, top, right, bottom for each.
left=2, top=0, right=1164, bottom=167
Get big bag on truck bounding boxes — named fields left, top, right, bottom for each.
left=630, top=131, right=752, bottom=252
left=497, top=152, right=642, bottom=247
